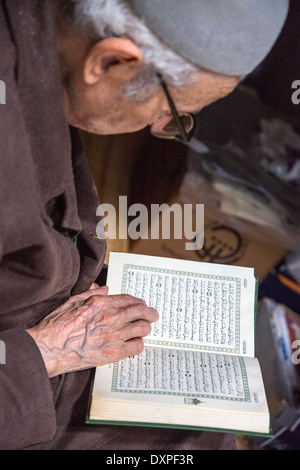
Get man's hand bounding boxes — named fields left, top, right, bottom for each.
left=26, top=286, right=159, bottom=378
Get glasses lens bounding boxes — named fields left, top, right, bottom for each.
left=151, top=113, right=195, bottom=140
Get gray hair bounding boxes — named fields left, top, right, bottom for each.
left=65, top=0, right=200, bottom=101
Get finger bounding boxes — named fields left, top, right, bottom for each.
left=100, top=337, right=145, bottom=364
left=70, top=285, right=115, bottom=304
left=121, top=320, right=152, bottom=342
left=123, top=337, right=145, bottom=358
left=119, top=302, right=159, bottom=324
left=84, top=293, right=147, bottom=310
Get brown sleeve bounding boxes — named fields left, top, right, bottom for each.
left=0, top=329, right=56, bottom=449
left=0, top=8, right=57, bottom=448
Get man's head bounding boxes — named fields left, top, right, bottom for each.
left=54, top=0, right=288, bottom=137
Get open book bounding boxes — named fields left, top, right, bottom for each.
left=87, top=252, right=271, bottom=436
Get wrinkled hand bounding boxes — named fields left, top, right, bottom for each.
left=27, top=286, right=159, bottom=378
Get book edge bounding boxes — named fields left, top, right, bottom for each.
left=85, top=414, right=273, bottom=438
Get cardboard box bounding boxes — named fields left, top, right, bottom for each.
left=130, top=199, right=286, bottom=282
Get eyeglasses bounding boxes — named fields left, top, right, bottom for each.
left=150, top=73, right=196, bottom=143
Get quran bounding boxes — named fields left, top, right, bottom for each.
left=87, top=252, right=270, bottom=436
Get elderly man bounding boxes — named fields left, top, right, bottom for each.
left=0, top=0, right=288, bottom=450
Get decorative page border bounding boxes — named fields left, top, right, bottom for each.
left=122, top=264, right=241, bottom=354
left=111, top=356, right=251, bottom=402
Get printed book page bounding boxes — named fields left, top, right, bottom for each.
left=92, top=347, right=269, bottom=416
left=107, top=252, right=256, bottom=357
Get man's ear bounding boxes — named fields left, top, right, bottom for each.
left=83, top=37, right=144, bottom=85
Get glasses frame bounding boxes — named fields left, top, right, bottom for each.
left=155, top=73, right=195, bottom=143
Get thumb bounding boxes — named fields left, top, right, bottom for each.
left=89, top=282, right=100, bottom=290
left=89, top=285, right=109, bottom=295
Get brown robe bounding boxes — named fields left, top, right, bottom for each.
left=0, top=0, right=236, bottom=450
